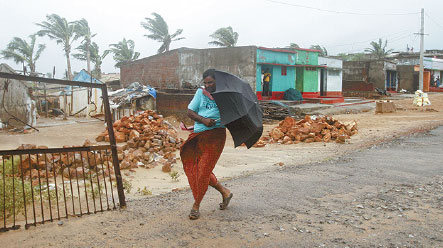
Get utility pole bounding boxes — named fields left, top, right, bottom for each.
left=418, top=8, right=425, bottom=91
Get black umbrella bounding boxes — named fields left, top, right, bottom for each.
left=211, top=70, right=263, bottom=149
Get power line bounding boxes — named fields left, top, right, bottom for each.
left=265, top=0, right=420, bottom=16
left=328, top=29, right=414, bottom=48
left=425, top=13, right=443, bottom=31
left=339, top=34, right=414, bottom=55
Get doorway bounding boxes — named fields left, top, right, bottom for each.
left=320, top=69, right=327, bottom=96
left=386, top=70, right=397, bottom=91
left=261, top=65, right=273, bottom=97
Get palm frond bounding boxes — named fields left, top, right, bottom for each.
left=208, top=26, right=238, bottom=47
left=141, top=12, right=184, bottom=53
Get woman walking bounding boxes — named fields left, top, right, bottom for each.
left=180, top=69, right=233, bottom=220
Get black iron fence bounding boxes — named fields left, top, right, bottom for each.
left=0, top=145, right=117, bottom=231
left=0, top=72, right=125, bottom=232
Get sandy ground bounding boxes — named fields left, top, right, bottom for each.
left=1, top=93, right=443, bottom=199
left=1, top=123, right=442, bottom=247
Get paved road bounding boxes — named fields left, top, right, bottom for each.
left=3, top=127, right=443, bottom=247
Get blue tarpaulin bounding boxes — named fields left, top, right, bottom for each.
left=60, top=69, right=103, bottom=95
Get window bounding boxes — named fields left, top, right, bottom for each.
left=281, top=66, right=287, bottom=76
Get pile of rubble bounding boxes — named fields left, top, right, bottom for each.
left=96, top=110, right=184, bottom=171
left=13, top=141, right=114, bottom=185
left=254, top=115, right=358, bottom=147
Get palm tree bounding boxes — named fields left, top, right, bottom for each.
left=104, top=38, right=140, bottom=68
left=288, top=43, right=300, bottom=49
left=365, top=38, right=393, bottom=60
left=36, top=14, right=78, bottom=80
left=310, top=45, right=328, bottom=56
left=141, top=12, right=185, bottom=53
left=73, top=42, right=107, bottom=79
left=74, top=18, right=96, bottom=74
left=0, top=34, right=46, bottom=74
left=208, top=26, right=239, bottom=47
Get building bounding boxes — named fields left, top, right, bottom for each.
left=318, top=57, right=343, bottom=97
left=59, top=69, right=104, bottom=117
left=395, top=56, right=443, bottom=91
left=342, top=60, right=397, bottom=97
left=0, top=63, right=37, bottom=129
left=342, top=51, right=443, bottom=95
left=120, top=46, right=341, bottom=101
left=101, top=72, right=121, bottom=91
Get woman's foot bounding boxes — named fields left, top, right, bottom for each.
left=189, top=209, right=200, bottom=220
left=219, top=193, right=233, bottom=210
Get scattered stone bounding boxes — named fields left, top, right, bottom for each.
left=252, top=115, right=358, bottom=147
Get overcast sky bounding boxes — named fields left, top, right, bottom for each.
left=1, top=0, right=442, bottom=78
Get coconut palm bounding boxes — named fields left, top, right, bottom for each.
left=310, top=45, right=328, bottom=56
left=288, top=43, right=300, bottom=49
left=365, top=38, right=393, bottom=60
left=141, top=12, right=185, bottom=53
left=0, top=34, right=46, bottom=74
left=104, top=38, right=140, bottom=68
left=208, top=26, right=239, bottom=47
left=73, top=18, right=96, bottom=74
left=73, top=42, right=107, bottom=79
left=36, top=14, right=79, bottom=80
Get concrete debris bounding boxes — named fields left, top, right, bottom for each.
left=253, top=115, right=358, bottom=147
left=14, top=140, right=114, bottom=184
left=96, top=110, right=184, bottom=171
left=108, top=82, right=156, bottom=109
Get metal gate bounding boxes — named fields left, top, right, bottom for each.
left=0, top=72, right=125, bottom=232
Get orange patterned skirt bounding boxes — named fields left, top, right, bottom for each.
left=180, top=128, right=226, bottom=205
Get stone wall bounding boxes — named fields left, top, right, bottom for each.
left=397, top=65, right=418, bottom=92
left=343, top=60, right=389, bottom=94
left=156, top=90, right=195, bottom=124
left=368, top=61, right=386, bottom=89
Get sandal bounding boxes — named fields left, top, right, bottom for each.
left=219, top=193, right=233, bottom=210
left=189, top=209, right=200, bottom=220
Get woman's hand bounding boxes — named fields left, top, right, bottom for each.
left=202, top=118, right=216, bottom=127
left=187, top=109, right=216, bottom=127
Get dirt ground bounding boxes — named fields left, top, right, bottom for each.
left=0, top=103, right=442, bottom=247
left=1, top=93, right=443, bottom=198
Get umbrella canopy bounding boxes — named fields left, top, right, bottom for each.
left=211, top=70, right=263, bottom=148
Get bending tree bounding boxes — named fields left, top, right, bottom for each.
left=208, top=26, right=239, bottom=47
left=36, top=14, right=78, bottom=80
left=365, top=39, right=393, bottom=60
left=74, top=18, right=96, bottom=74
left=310, top=45, right=328, bottom=56
left=73, top=42, right=107, bottom=79
left=104, top=38, right=140, bottom=68
left=288, top=43, right=300, bottom=49
left=141, top=12, right=184, bottom=53
left=0, top=34, right=46, bottom=74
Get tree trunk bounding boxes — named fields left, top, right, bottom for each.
left=66, top=51, right=73, bottom=81
left=66, top=50, right=73, bottom=115
left=86, top=42, right=91, bottom=74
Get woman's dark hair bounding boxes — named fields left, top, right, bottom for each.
left=202, top=69, right=216, bottom=80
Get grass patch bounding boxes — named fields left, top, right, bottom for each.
left=0, top=156, right=33, bottom=218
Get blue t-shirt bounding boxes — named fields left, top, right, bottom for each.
left=188, top=88, right=223, bottom=133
